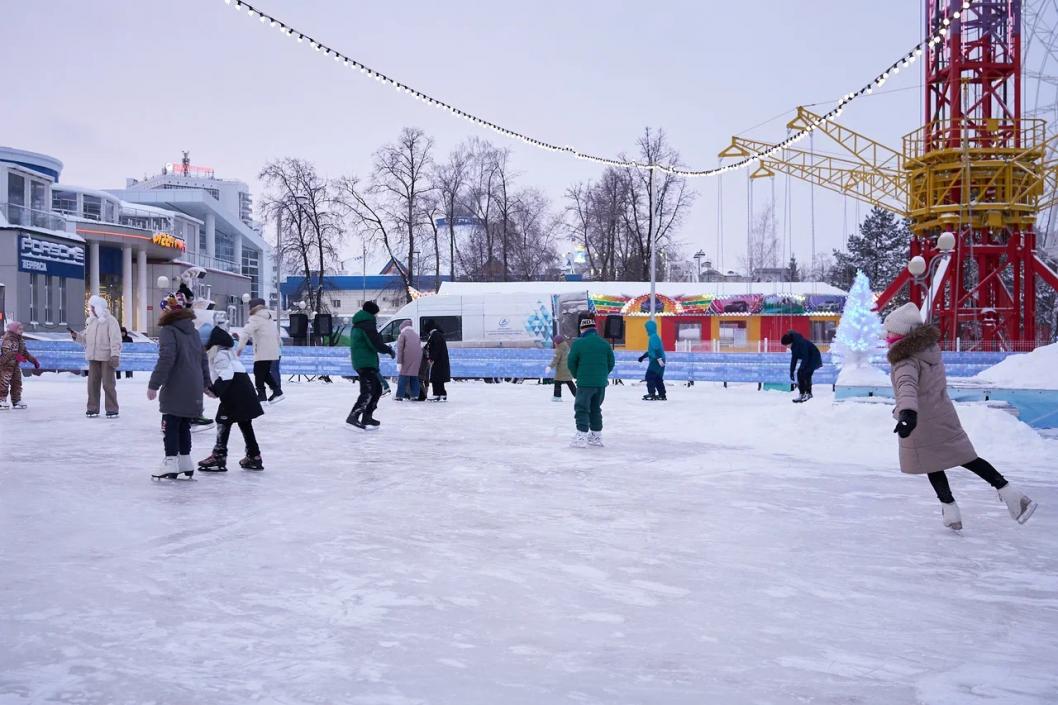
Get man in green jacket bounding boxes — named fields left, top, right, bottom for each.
left=346, top=301, right=395, bottom=429
left=566, top=314, right=616, bottom=448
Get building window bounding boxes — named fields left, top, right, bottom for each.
left=718, top=320, right=748, bottom=349
left=7, top=172, right=25, bottom=224
left=28, top=274, right=38, bottom=322
left=57, top=277, right=66, bottom=324
left=83, top=194, right=102, bottom=220
left=331, top=299, right=341, bottom=308
left=44, top=275, right=53, bottom=323
left=30, top=180, right=47, bottom=227
left=53, top=190, right=77, bottom=214
left=811, top=320, right=838, bottom=345
left=104, top=200, right=117, bottom=223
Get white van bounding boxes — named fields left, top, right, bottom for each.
left=378, top=291, right=591, bottom=347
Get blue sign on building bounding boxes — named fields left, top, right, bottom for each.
left=18, top=234, right=85, bottom=279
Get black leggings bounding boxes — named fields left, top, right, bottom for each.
left=927, top=458, right=1009, bottom=504
left=162, top=414, right=192, bottom=457
left=553, top=381, right=577, bottom=397
left=214, top=418, right=260, bottom=457
left=253, top=360, right=282, bottom=398
left=796, top=366, right=814, bottom=395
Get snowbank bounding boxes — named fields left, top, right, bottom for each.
left=835, top=363, right=890, bottom=387
left=974, top=343, right=1058, bottom=389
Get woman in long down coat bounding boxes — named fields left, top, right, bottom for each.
left=885, top=302, right=1037, bottom=530
left=423, top=319, right=451, bottom=401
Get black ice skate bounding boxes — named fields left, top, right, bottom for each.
left=86, top=410, right=99, bottom=418
left=105, top=411, right=119, bottom=419
left=197, top=453, right=228, bottom=472
left=239, top=456, right=264, bottom=471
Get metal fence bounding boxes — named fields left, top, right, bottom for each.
left=22, top=342, right=1018, bottom=386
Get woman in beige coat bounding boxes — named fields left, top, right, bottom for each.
left=885, top=302, right=1037, bottom=529
left=546, top=334, right=576, bottom=401
left=70, top=295, right=123, bottom=418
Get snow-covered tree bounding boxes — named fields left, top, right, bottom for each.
left=832, top=270, right=886, bottom=371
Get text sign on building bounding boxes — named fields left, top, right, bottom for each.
left=18, top=234, right=85, bottom=279
left=152, top=232, right=187, bottom=251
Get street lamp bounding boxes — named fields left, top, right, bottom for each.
left=907, top=230, right=958, bottom=321
left=156, top=275, right=169, bottom=290
left=693, top=249, right=707, bottom=282
left=241, top=292, right=252, bottom=304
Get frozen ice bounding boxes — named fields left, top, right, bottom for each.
left=1, top=375, right=1056, bottom=704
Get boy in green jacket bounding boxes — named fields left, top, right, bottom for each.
left=346, top=301, right=394, bottom=429
left=566, top=314, right=616, bottom=448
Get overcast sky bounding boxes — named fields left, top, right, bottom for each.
left=2, top=0, right=959, bottom=274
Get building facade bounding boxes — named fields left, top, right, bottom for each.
left=1, top=146, right=258, bottom=336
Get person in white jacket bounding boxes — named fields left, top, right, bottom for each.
left=235, top=298, right=284, bottom=404
left=69, top=295, right=123, bottom=418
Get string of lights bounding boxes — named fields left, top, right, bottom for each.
left=222, top=0, right=973, bottom=177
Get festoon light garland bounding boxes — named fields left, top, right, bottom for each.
left=222, top=0, right=973, bottom=177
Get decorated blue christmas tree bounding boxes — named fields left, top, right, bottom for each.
left=832, top=270, right=887, bottom=383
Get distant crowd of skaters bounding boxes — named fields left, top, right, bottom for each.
left=0, top=294, right=1040, bottom=529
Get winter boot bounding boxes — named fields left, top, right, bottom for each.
left=941, top=501, right=963, bottom=531
left=239, top=455, right=264, bottom=471
left=346, top=408, right=367, bottom=429
left=570, top=431, right=589, bottom=448
left=998, top=485, right=1037, bottom=524
left=587, top=431, right=604, bottom=447
left=198, top=452, right=228, bottom=472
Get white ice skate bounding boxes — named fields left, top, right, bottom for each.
left=587, top=431, right=604, bottom=448
left=941, top=501, right=962, bottom=531
left=569, top=431, right=589, bottom=448
left=178, top=455, right=195, bottom=475
left=11, top=401, right=27, bottom=410
left=0, top=400, right=9, bottom=411
left=998, top=485, right=1037, bottom=524
left=551, top=397, right=563, bottom=403
left=152, top=456, right=193, bottom=480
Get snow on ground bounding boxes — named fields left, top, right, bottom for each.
left=1, top=375, right=1056, bottom=705
left=975, top=342, right=1058, bottom=389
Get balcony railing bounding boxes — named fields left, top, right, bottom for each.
left=180, top=250, right=241, bottom=275
left=1, top=202, right=68, bottom=231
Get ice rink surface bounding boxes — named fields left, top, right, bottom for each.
left=2, top=375, right=1056, bottom=705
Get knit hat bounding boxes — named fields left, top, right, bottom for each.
left=248, top=297, right=266, bottom=309
left=553, top=334, right=565, bottom=345
left=206, top=325, right=235, bottom=349
left=578, top=314, right=596, bottom=331
left=363, top=301, right=380, bottom=315
left=883, top=302, right=924, bottom=336
left=780, top=331, right=795, bottom=346
left=5, top=320, right=23, bottom=334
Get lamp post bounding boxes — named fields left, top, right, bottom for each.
left=907, top=231, right=957, bottom=322
left=693, top=249, right=706, bottom=282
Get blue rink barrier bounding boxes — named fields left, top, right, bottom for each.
left=23, top=342, right=1019, bottom=386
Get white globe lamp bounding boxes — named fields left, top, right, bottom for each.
left=241, top=293, right=252, bottom=303
left=908, top=256, right=927, bottom=277
left=156, top=275, right=169, bottom=289
left=937, top=231, right=956, bottom=252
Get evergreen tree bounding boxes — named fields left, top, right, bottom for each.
left=831, top=270, right=886, bottom=369
left=786, top=254, right=801, bottom=282
left=828, top=206, right=910, bottom=303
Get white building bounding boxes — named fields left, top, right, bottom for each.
left=110, top=155, right=272, bottom=300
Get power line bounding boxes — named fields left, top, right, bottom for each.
left=221, top=0, right=973, bottom=178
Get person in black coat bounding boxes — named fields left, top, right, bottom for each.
left=781, top=330, right=823, bottom=403
left=423, top=319, right=451, bottom=401
left=198, top=326, right=265, bottom=471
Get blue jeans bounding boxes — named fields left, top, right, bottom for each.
left=396, top=374, right=420, bottom=399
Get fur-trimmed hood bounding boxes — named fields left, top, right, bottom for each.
left=158, top=307, right=197, bottom=328
left=887, top=324, right=941, bottom=364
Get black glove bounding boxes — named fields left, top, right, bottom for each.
left=638, top=354, right=647, bottom=363
left=894, top=409, right=918, bottom=439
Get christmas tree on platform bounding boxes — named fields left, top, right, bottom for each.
left=832, top=270, right=888, bottom=385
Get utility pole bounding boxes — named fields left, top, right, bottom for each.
left=648, top=166, right=659, bottom=321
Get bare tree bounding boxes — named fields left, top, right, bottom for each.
left=433, top=145, right=470, bottom=281
left=337, top=128, right=434, bottom=303
left=259, top=158, right=343, bottom=312
left=461, top=139, right=500, bottom=280
left=620, top=128, right=696, bottom=281
left=741, top=205, right=780, bottom=277
left=508, top=188, right=560, bottom=280
left=374, top=127, right=434, bottom=294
